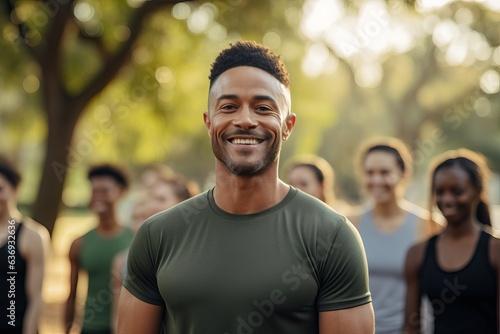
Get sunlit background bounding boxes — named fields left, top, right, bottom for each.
left=1, top=0, right=499, bottom=207
left=0, top=1, right=499, bottom=331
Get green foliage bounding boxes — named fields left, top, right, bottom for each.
left=0, top=0, right=499, bottom=208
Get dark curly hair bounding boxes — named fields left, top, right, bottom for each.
left=88, top=163, right=129, bottom=190
left=0, top=155, right=21, bottom=189
left=209, top=41, right=289, bottom=88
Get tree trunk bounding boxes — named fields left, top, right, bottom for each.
left=31, top=102, right=79, bottom=236
left=28, top=0, right=185, bottom=236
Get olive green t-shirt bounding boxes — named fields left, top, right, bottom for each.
left=124, top=187, right=371, bottom=333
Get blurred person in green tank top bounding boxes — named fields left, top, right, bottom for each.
left=65, top=164, right=132, bottom=334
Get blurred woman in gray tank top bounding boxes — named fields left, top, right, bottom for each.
left=348, top=137, right=440, bottom=334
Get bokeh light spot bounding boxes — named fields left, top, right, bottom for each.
left=155, top=67, right=174, bottom=86
left=355, top=62, right=383, bottom=88
left=492, top=47, right=500, bottom=66
left=132, top=47, right=152, bottom=65
left=74, top=2, right=95, bottom=23
left=172, top=3, right=191, bottom=20
left=207, top=24, right=227, bottom=41
left=114, top=26, right=131, bottom=42
left=480, top=70, right=500, bottom=94
left=187, top=9, right=210, bottom=34
left=263, top=31, right=281, bottom=49
left=474, top=97, right=491, bottom=117
left=23, top=75, right=40, bottom=94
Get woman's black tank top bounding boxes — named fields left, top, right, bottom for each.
left=0, top=223, right=28, bottom=333
left=420, top=231, right=498, bottom=334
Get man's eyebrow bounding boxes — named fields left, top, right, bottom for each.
left=216, top=94, right=278, bottom=105
left=253, top=95, right=278, bottom=105
left=216, top=94, right=238, bottom=102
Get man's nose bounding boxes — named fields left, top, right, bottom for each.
left=233, top=105, right=258, bottom=129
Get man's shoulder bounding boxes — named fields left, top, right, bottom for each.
left=292, top=189, right=344, bottom=213
left=288, top=190, right=348, bottom=230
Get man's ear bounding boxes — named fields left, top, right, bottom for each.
left=203, top=112, right=212, bottom=138
left=282, top=113, right=296, bottom=141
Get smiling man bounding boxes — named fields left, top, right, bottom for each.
left=118, top=41, right=374, bottom=334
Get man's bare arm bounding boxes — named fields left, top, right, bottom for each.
left=319, top=303, right=374, bottom=334
left=117, top=287, right=164, bottom=334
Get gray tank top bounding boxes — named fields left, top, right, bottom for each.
left=358, top=210, right=418, bottom=334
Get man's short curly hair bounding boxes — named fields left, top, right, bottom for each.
left=209, top=41, right=289, bottom=88
left=88, top=163, right=129, bottom=190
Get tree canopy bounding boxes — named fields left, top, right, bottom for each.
left=1, top=0, right=499, bottom=234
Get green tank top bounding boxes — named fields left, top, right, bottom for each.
left=79, top=226, right=132, bottom=331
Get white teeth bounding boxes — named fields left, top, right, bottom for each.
left=232, top=138, right=259, bottom=145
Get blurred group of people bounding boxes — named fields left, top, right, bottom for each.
left=0, top=155, right=199, bottom=334
left=284, top=137, right=499, bottom=334
left=64, top=163, right=199, bottom=334
left=1, top=133, right=499, bottom=333
left=2, top=39, right=499, bottom=334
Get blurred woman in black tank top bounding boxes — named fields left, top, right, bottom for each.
left=0, top=156, right=50, bottom=333
left=404, top=149, right=500, bottom=334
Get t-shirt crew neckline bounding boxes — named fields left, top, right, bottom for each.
left=208, top=186, right=298, bottom=221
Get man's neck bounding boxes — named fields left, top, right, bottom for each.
left=213, top=164, right=289, bottom=215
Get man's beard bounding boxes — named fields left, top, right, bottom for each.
left=211, top=130, right=281, bottom=176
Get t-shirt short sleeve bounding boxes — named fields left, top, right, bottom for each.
left=122, top=221, right=164, bottom=305
left=316, top=218, right=372, bottom=311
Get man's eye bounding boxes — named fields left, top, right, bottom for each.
left=255, top=106, right=272, bottom=112
left=221, top=105, right=237, bottom=110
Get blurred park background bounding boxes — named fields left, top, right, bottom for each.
left=0, top=0, right=499, bottom=332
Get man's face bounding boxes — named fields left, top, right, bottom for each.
left=204, top=66, right=295, bottom=176
left=88, top=176, right=124, bottom=215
